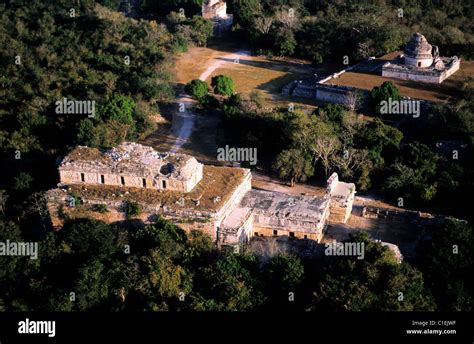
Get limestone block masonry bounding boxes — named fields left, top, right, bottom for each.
left=47, top=143, right=356, bottom=248
left=58, top=142, right=203, bottom=193
left=382, top=32, right=460, bottom=84
left=382, top=57, right=460, bottom=83
left=202, top=0, right=233, bottom=37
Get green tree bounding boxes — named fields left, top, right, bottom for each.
left=264, top=254, right=304, bottom=309
left=187, top=16, right=214, bottom=46
left=74, top=260, right=110, bottom=310
left=273, top=148, right=314, bottom=186
left=125, top=201, right=142, bottom=219
left=266, top=254, right=304, bottom=290
left=0, top=220, right=24, bottom=290
left=274, top=29, right=297, bottom=56
left=190, top=253, right=264, bottom=311
left=383, top=142, right=440, bottom=204
left=99, top=95, right=136, bottom=127
left=211, top=75, right=235, bottom=97
left=130, top=219, right=187, bottom=257
left=309, top=232, right=435, bottom=311
left=356, top=118, right=403, bottom=167
left=59, top=219, right=117, bottom=262
left=316, top=103, right=345, bottom=124
left=76, top=119, right=100, bottom=147
left=185, top=79, right=209, bottom=99
left=13, top=172, right=34, bottom=190
left=370, top=81, right=402, bottom=115
left=417, top=219, right=474, bottom=311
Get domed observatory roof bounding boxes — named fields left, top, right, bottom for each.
left=404, top=33, right=434, bottom=68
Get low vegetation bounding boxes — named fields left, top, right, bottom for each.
left=125, top=201, right=142, bottom=218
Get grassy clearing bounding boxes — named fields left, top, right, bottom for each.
left=174, top=39, right=332, bottom=108
left=329, top=52, right=474, bottom=102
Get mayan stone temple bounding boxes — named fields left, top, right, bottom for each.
left=57, top=142, right=203, bottom=192
left=382, top=32, right=460, bottom=83
left=201, top=0, right=233, bottom=36
left=47, top=142, right=355, bottom=250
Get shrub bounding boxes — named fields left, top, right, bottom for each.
left=13, top=172, right=34, bottom=190
left=370, top=81, right=401, bottom=115
left=200, top=94, right=220, bottom=108
left=312, top=52, right=324, bottom=65
left=211, top=75, right=235, bottom=97
left=125, top=201, right=142, bottom=218
left=185, top=79, right=209, bottom=99
left=94, top=204, right=108, bottom=213
left=68, top=192, right=83, bottom=207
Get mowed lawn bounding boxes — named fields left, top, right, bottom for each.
left=328, top=52, right=474, bottom=102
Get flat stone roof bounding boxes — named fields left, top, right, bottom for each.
left=331, top=181, right=355, bottom=198
left=60, top=142, right=200, bottom=181
left=60, top=166, right=249, bottom=212
left=240, top=190, right=329, bottom=222
left=383, top=56, right=459, bottom=75
left=221, top=206, right=252, bottom=231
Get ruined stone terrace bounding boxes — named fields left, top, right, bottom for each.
left=59, top=142, right=203, bottom=192
left=239, top=190, right=330, bottom=236
left=59, top=166, right=248, bottom=213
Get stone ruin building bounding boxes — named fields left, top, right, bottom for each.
left=282, top=32, right=460, bottom=107
left=202, top=0, right=233, bottom=36
left=382, top=32, right=460, bottom=83
left=58, top=142, right=203, bottom=193
left=46, top=143, right=356, bottom=250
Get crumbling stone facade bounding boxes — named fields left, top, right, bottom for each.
left=58, top=142, right=203, bottom=193
left=326, top=173, right=356, bottom=224
left=219, top=173, right=356, bottom=247
left=382, top=33, right=460, bottom=83
left=202, top=0, right=233, bottom=36
left=202, top=0, right=228, bottom=19
left=47, top=143, right=356, bottom=249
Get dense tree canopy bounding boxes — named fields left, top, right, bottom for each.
left=308, top=232, right=435, bottom=311
left=0, top=0, right=472, bottom=314
left=3, top=216, right=465, bottom=312
left=416, top=219, right=474, bottom=311
left=228, top=0, right=473, bottom=62
left=0, top=1, right=175, bottom=154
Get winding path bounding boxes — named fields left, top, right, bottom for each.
left=168, top=50, right=250, bottom=153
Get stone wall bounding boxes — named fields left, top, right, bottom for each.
left=283, top=80, right=369, bottom=106
left=218, top=211, right=253, bottom=245
left=315, top=84, right=355, bottom=104
left=48, top=168, right=250, bottom=242
left=291, top=83, right=316, bottom=98
left=46, top=188, right=217, bottom=238
left=405, top=55, right=433, bottom=68
left=382, top=58, right=460, bottom=84
left=59, top=163, right=203, bottom=193
left=328, top=198, right=353, bottom=224
left=252, top=202, right=330, bottom=243
left=253, top=226, right=321, bottom=241
left=215, top=169, right=252, bottom=228
left=49, top=161, right=357, bottom=247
